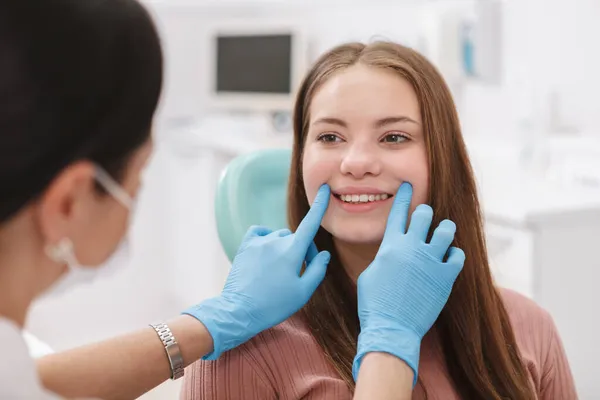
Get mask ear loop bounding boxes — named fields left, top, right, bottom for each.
left=94, top=166, right=134, bottom=210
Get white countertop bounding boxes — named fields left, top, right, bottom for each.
left=475, top=164, right=600, bottom=228
left=467, top=137, right=600, bottom=228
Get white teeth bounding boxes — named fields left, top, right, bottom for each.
left=338, top=193, right=390, bottom=203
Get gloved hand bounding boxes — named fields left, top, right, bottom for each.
left=183, top=185, right=332, bottom=360
left=353, top=182, right=465, bottom=385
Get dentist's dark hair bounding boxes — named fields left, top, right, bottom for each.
left=0, top=0, right=163, bottom=223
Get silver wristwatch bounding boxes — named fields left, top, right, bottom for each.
left=150, top=323, right=185, bottom=380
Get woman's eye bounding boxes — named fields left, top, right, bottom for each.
left=317, top=133, right=342, bottom=143
left=382, top=133, right=408, bottom=143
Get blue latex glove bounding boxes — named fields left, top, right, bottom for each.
left=352, top=182, right=465, bottom=385
left=183, top=184, right=332, bottom=360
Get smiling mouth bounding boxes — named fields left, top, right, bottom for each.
left=332, top=193, right=394, bottom=204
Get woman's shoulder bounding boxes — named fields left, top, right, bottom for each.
left=497, top=287, right=554, bottom=329
left=233, top=313, right=343, bottom=380
left=247, top=312, right=317, bottom=349
left=497, top=288, right=557, bottom=367
left=497, top=287, right=560, bottom=350
left=497, top=288, right=577, bottom=398
left=181, top=314, right=351, bottom=399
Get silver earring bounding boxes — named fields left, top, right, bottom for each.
left=45, top=238, right=74, bottom=263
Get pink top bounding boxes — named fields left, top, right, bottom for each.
left=180, top=289, right=577, bottom=399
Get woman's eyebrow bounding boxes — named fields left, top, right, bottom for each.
left=311, top=117, right=347, bottom=127
left=311, top=115, right=420, bottom=128
left=374, top=116, right=420, bottom=128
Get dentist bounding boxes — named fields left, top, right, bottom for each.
left=0, top=1, right=464, bottom=399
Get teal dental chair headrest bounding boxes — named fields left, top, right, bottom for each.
left=215, top=148, right=292, bottom=262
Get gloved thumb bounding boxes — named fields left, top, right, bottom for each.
left=301, top=250, right=331, bottom=295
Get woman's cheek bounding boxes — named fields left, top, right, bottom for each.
left=301, top=152, right=337, bottom=205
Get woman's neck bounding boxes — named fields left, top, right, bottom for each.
left=333, top=239, right=380, bottom=282
left=0, top=255, right=36, bottom=328
left=0, top=212, right=50, bottom=328
left=0, top=277, right=32, bottom=328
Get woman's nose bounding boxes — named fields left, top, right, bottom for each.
left=339, top=145, right=382, bottom=178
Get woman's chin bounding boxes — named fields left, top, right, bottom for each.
left=328, top=230, right=385, bottom=246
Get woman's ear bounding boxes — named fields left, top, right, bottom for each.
left=35, top=161, right=96, bottom=245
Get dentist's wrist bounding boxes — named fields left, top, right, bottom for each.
left=352, top=326, right=421, bottom=387
left=162, top=315, right=215, bottom=370
left=181, top=296, right=252, bottom=360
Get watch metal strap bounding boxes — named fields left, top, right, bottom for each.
left=150, top=323, right=185, bottom=380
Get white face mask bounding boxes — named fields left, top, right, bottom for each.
left=43, top=166, right=135, bottom=297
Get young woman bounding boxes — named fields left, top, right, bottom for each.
left=181, top=41, right=577, bottom=399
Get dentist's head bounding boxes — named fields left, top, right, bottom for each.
left=0, top=0, right=163, bottom=325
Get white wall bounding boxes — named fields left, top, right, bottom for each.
left=461, top=0, right=600, bottom=140
left=146, top=0, right=428, bottom=124
left=146, top=0, right=600, bottom=139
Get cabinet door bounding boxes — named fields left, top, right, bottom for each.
left=484, top=221, right=534, bottom=298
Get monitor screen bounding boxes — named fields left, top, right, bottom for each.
left=215, top=34, right=293, bottom=94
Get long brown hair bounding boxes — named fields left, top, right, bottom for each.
left=287, top=41, right=535, bottom=399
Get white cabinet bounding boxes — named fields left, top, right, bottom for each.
left=483, top=206, right=600, bottom=398
left=472, top=146, right=600, bottom=398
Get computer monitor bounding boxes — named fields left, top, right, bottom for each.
left=207, top=20, right=309, bottom=112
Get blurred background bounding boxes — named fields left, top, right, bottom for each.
left=25, top=0, right=600, bottom=398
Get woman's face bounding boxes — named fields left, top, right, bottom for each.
left=302, top=64, right=429, bottom=244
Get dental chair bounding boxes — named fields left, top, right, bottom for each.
left=215, top=148, right=292, bottom=261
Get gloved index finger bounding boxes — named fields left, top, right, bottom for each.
left=294, top=184, right=330, bottom=248
left=383, top=182, right=413, bottom=239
